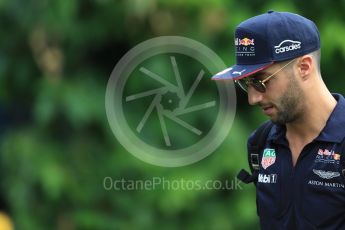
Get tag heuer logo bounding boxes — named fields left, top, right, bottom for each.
left=261, top=148, right=276, bottom=169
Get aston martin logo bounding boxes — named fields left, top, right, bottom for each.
left=313, top=169, right=340, bottom=179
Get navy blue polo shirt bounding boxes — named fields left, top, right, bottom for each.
left=248, top=94, right=345, bottom=230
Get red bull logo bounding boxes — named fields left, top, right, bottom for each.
left=315, top=148, right=340, bottom=164
left=235, top=37, right=255, bottom=46
left=318, top=149, right=333, bottom=156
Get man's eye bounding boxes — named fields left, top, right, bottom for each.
left=255, top=75, right=266, bottom=81
left=251, top=78, right=262, bottom=84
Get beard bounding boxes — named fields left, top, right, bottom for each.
left=272, top=76, right=304, bottom=125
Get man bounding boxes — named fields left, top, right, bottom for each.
left=212, top=11, right=345, bottom=229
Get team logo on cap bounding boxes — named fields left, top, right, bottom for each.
left=274, top=40, right=301, bottom=54
left=261, top=148, right=276, bottom=169
left=235, top=37, right=255, bottom=57
left=235, top=37, right=255, bottom=46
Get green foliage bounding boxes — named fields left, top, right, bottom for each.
left=0, top=0, right=344, bottom=229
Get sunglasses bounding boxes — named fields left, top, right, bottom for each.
left=235, top=59, right=295, bottom=93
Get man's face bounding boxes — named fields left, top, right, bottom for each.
left=247, top=62, right=304, bottom=124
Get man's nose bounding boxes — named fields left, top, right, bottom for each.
left=248, top=86, right=263, bottom=105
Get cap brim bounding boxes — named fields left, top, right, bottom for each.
left=211, top=62, right=274, bottom=81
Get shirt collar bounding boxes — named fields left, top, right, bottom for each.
left=267, top=93, right=345, bottom=144
left=315, top=93, right=345, bottom=143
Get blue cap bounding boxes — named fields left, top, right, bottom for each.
left=212, top=11, right=320, bottom=81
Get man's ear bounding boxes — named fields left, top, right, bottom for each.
left=297, top=55, right=313, bottom=81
